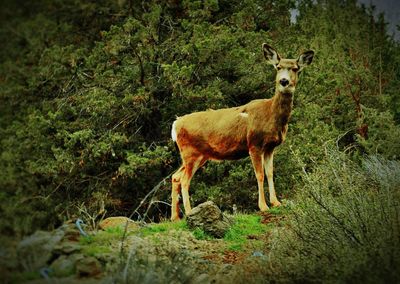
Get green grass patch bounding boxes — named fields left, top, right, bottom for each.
left=140, top=220, right=188, bottom=236
left=79, top=226, right=125, bottom=256
left=192, top=227, right=214, bottom=240
left=82, top=245, right=112, bottom=257
left=224, top=214, right=269, bottom=251
left=80, top=226, right=125, bottom=244
left=268, top=205, right=290, bottom=215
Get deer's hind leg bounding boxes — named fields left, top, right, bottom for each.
left=171, top=165, right=185, bottom=221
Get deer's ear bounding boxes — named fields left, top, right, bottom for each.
left=298, top=50, right=314, bottom=70
left=262, top=43, right=280, bottom=66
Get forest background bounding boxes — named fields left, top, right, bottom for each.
left=1, top=0, right=399, bottom=241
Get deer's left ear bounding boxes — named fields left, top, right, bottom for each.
left=297, top=50, right=314, bottom=70
left=263, top=43, right=281, bottom=66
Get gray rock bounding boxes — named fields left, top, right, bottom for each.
left=17, top=228, right=66, bottom=271
left=186, top=201, right=233, bottom=238
left=63, top=223, right=82, bottom=241
left=54, top=241, right=82, bottom=255
left=50, top=254, right=77, bottom=277
left=252, top=251, right=264, bottom=257
left=76, top=256, right=102, bottom=277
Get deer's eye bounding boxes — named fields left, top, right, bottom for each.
left=292, top=67, right=299, bottom=72
left=276, top=66, right=282, bottom=71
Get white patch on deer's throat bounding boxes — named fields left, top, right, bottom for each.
left=239, top=113, right=249, bottom=118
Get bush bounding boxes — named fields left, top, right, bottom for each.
left=1, top=0, right=400, bottom=236
left=264, top=147, right=400, bottom=283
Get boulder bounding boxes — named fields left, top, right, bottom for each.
left=98, top=216, right=139, bottom=231
left=16, top=223, right=85, bottom=273
left=17, top=228, right=66, bottom=271
left=75, top=256, right=102, bottom=278
left=53, top=241, right=82, bottom=255
left=50, top=254, right=79, bottom=277
left=186, top=201, right=233, bottom=238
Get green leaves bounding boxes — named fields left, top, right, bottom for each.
left=118, top=146, right=172, bottom=178
left=1, top=0, right=399, bottom=236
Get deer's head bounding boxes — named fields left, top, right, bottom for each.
left=263, top=43, right=314, bottom=95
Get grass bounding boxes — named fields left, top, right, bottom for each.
left=139, top=219, right=188, bottom=236
left=141, top=212, right=278, bottom=246
left=268, top=205, right=290, bottom=215
left=192, top=227, right=214, bottom=240
left=82, top=245, right=112, bottom=257
left=224, top=214, right=270, bottom=251
left=139, top=210, right=284, bottom=248
left=79, top=226, right=125, bottom=257
left=80, top=226, right=125, bottom=244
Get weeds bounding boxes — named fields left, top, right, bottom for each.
left=265, top=147, right=400, bottom=283
left=115, top=249, right=200, bottom=284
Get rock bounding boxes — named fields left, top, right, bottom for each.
left=252, top=251, right=264, bottom=257
left=98, top=216, right=139, bottom=231
left=63, top=223, right=82, bottom=241
left=124, top=235, right=155, bottom=260
left=17, top=228, right=65, bottom=271
left=50, top=255, right=77, bottom=277
left=186, top=201, right=233, bottom=238
left=54, top=241, right=82, bottom=255
left=76, top=256, right=102, bottom=278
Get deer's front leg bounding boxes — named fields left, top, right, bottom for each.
left=249, top=148, right=269, bottom=212
left=180, top=171, right=192, bottom=216
left=180, top=155, right=206, bottom=216
left=264, top=151, right=281, bottom=207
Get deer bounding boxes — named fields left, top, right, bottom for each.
left=170, top=43, right=314, bottom=221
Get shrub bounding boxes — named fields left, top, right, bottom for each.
left=265, top=147, right=400, bottom=283
left=1, top=0, right=400, bottom=236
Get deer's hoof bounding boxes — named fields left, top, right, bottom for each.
left=171, top=215, right=181, bottom=222
left=271, top=200, right=282, bottom=207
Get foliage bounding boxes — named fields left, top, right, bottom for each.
left=0, top=0, right=399, bottom=237
left=262, top=147, right=400, bottom=283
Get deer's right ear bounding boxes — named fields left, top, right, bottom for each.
left=262, top=43, right=280, bottom=66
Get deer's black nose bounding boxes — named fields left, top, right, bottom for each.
left=280, top=78, right=289, bottom=87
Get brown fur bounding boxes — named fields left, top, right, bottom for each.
left=170, top=44, right=314, bottom=220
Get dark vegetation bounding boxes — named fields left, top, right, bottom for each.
left=1, top=0, right=399, bottom=282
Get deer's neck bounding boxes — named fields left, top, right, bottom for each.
left=272, top=91, right=293, bottom=127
